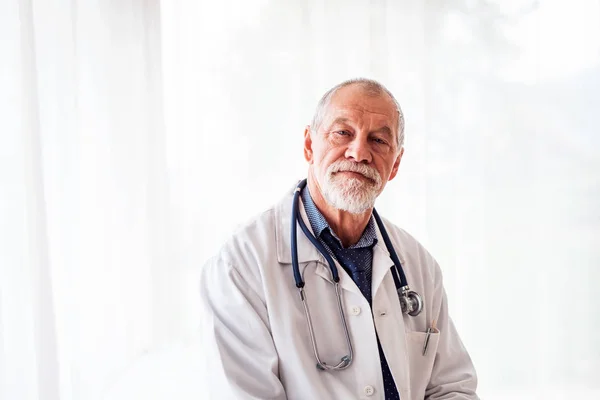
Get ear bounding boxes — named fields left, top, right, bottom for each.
left=303, top=125, right=313, bottom=164
left=388, top=147, right=404, bottom=181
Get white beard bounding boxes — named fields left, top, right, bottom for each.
left=321, top=160, right=383, bottom=214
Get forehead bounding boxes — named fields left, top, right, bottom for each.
left=324, top=84, right=398, bottom=126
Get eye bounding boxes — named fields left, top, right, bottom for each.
left=372, top=137, right=388, bottom=145
left=335, top=130, right=351, bottom=136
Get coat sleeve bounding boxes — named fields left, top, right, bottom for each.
left=199, top=256, right=287, bottom=400
left=425, top=259, right=479, bottom=400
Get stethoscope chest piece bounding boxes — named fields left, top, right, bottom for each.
left=398, top=286, right=423, bottom=316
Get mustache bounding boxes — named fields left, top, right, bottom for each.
left=328, top=160, right=381, bottom=183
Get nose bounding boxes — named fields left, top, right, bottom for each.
left=344, top=136, right=372, bottom=163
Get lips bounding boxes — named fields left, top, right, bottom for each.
left=335, top=170, right=375, bottom=183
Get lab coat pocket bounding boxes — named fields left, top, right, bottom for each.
left=406, top=329, right=440, bottom=399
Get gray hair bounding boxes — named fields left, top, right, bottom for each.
left=309, top=78, right=405, bottom=149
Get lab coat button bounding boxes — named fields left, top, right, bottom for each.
left=363, top=385, right=375, bottom=396
left=351, top=306, right=361, bottom=316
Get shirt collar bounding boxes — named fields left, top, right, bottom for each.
left=301, top=186, right=378, bottom=249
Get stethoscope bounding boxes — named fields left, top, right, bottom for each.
left=290, top=179, right=423, bottom=371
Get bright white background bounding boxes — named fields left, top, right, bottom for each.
left=1, top=0, right=599, bottom=399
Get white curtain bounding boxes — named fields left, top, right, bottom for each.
left=1, top=0, right=599, bottom=399
left=1, top=1, right=173, bottom=399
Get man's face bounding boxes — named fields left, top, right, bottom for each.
left=304, top=84, right=403, bottom=214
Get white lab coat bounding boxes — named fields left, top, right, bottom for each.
left=200, top=185, right=478, bottom=400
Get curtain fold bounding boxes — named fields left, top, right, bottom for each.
left=2, top=1, right=168, bottom=399
left=19, top=0, right=61, bottom=396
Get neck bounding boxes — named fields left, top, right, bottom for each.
left=306, top=172, right=372, bottom=248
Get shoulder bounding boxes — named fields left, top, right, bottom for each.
left=202, top=196, right=285, bottom=285
left=377, top=215, right=443, bottom=282
left=225, top=206, right=277, bottom=261
left=377, top=214, right=427, bottom=255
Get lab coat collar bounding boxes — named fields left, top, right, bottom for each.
left=275, top=183, right=323, bottom=265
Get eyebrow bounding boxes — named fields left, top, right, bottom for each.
left=328, top=118, right=393, bottom=138
left=375, top=126, right=392, bottom=137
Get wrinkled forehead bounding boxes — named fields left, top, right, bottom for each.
left=324, top=85, right=398, bottom=128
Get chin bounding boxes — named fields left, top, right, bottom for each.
left=323, top=179, right=380, bottom=214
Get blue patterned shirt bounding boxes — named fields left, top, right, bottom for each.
left=301, top=186, right=378, bottom=300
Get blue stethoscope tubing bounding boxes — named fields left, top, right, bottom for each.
left=290, top=178, right=423, bottom=371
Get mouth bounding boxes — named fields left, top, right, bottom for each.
left=336, top=170, right=375, bottom=183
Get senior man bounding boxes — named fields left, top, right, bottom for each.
left=200, top=78, right=478, bottom=399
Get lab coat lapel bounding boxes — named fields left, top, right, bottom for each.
left=275, top=186, right=322, bottom=265
left=371, top=244, right=395, bottom=299
left=313, top=256, right=363, bottom=297
left=370, top=213, right=411, bottom=302
left=371, top=227, right=411, bottom=398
